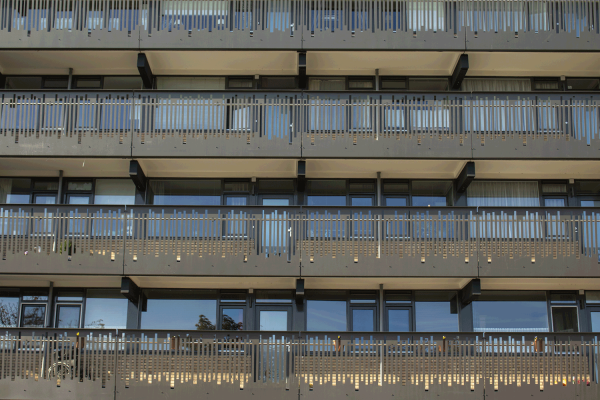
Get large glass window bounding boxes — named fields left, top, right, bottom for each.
left=412, top=181, right=453, bottom=206
left=467, top=181, right=540, bottom=207
left=415, top=291, right=458, bottom=332
left=472, top=292, right=548, bottom=332
left=0, top=178, right=31, bottom=203
left=307, top=300, right=346, bottom=331
left=308, top=78, right=345, bottom=91
left=103, top=76, right=143, bottom=90
left=157, top=77, right=226, bottom=90
left=0, top=291, right=20, bottom=327
left=462, top=78, right=531, bottom=92
left=94, top=179, right=136, bottom=205
left=307, top=180, right=346, bottom=206
left=84, top=289, right=128, bottom=329
left=141, top=290, right=217, bottom=330
left=149, top=180, right=221, bottom=205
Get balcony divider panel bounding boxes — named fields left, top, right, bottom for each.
left=131, top=91, right=300, bottom=158
left=124, top=206, right=299, bottom=276
left=0, top=204, right=125, bottom=274
left=1, top=329, right=599, bottom=400
left=0, top=91, right=133, bottom=157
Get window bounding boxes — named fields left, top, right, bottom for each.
left=221, top=308, right=244, bottom=330
left=348, top=77, right=374, bottom=90
left=0, top=290, right=20, bottom=327
left=576, top=181, right=600, bottom=194
left=227, top=78, right=254, bottom=89
left=0, top=178, right=31, bottom=203
left=566, top=78, right=599, bottom=91
left=157, top=77, right=226, bottom=90
left=307, top=300, right=346, bottom=331
left=415, top=292, right=458, bottom=332
left=94, top=179, right=136, bottom=205
left=461, top=78, right=531, bottom=92
left=84, top=289, right=128, bottom=329
left=20, top=289, right=49, bottom=328
left=75, top=77, right=102, bottom=89
left=65, top=180, right=93, bottom=205
left=409, top=78, right=449, bottom=91
left=533, top=78, right=560, bottom=91
left=412, top=180, right=453, bottom=206
left=467, top=181, right=540, bottom=207
left=380, top=77, right=407, bottom=90
left=103, top=76, right=143, bottom=90
left=258, top=180, right=295, bottom=193
left=255, top=290, right=293, bottom=303
left=261, top=76, right=297, bottom=89
left=4, top=76, right=42, bottom=89
left=308, top=77, right=345, bottom=91
left=141, top=290, right=217, bottom=330
left=149, top=180, right=221, bottom=205
left=43, top=77, right=68, bottom=89
left=307, top=180, right=346, bottom=206
left=472, top=291, right=549, bottom=332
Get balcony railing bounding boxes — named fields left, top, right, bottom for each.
left=2, top=205, right=600, bottom=277
left=0, top=329, right=598, bottom=400
left=1, top=90, right=599, bottom=158
left=0, top=0, right=598, bottom=50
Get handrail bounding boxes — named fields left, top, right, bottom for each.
left=1, top=90, right=599, bottom=146
left=1, top=205, right=600, bottom=267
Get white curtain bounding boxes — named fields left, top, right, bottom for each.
left=467, top=181, right=540, bottom=207
left=94, top=179, right=136, bottom=205
left=462, top=78, right=531, bottom=92
left=309, top=78, right=345, bottom=91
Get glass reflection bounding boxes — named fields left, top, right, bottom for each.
left=415, top=292, right=458, bottom=332
left=142, top=299, right=217, bottom=330
left=552, top=307, right=579, bottom=333
left=84, top=290, right=128, bottom=329
left=591, top=312, right=600, bottom=332
left=21, top=305, right=46, bottom=328
left=388, top=309, right=410, bottom=331
left=222, top=309, right=244, bottom=330
left=56, top=306, right=80, bottom=328
left=473, top=292, right=548, bottom=332
left=307, top=300, right=346, bottom=331
left=0, top=296, right=19, bottom=327
left=352, top=309, right=374, bottom=332
left=259, top=311, right=288, bottom=331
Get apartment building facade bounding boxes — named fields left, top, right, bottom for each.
left=0, top=0, right=600, bottom=399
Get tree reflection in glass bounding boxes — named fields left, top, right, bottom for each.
left=21, top=305, right=46, bottom=328
left=0, top=298, right=19, bottom=327
left=222, top=309, right=244, bottom=330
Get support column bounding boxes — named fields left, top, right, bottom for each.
left=450, top=54, right=469, bottom=90
left=137, top=53, right=154, bottom=89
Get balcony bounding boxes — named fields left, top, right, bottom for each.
left=0, top=328, right=598, bottom=400
left=0, top=0, right=598, bottom=51
left=1, top=90, right=599, bottom=159
left=2, top=205, right=599, bottom=278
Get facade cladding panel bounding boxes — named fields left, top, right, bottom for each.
left=1, top=1, right=600, bottom=400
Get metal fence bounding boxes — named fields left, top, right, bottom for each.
left=1, top=206, right=599, bottom=276
left=0, top=92, right=599, bottom=149
left=0, top=329, right=598, bottom=399
left=1, top=0, right=598, bottom=40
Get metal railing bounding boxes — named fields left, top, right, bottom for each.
left=1, top=0, right=598, bottom=50
left=1, top=205, right=599, bottom=275
left=0, top=329, right=598, bottom=399
left=1, top=91, right=599, bottom=155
